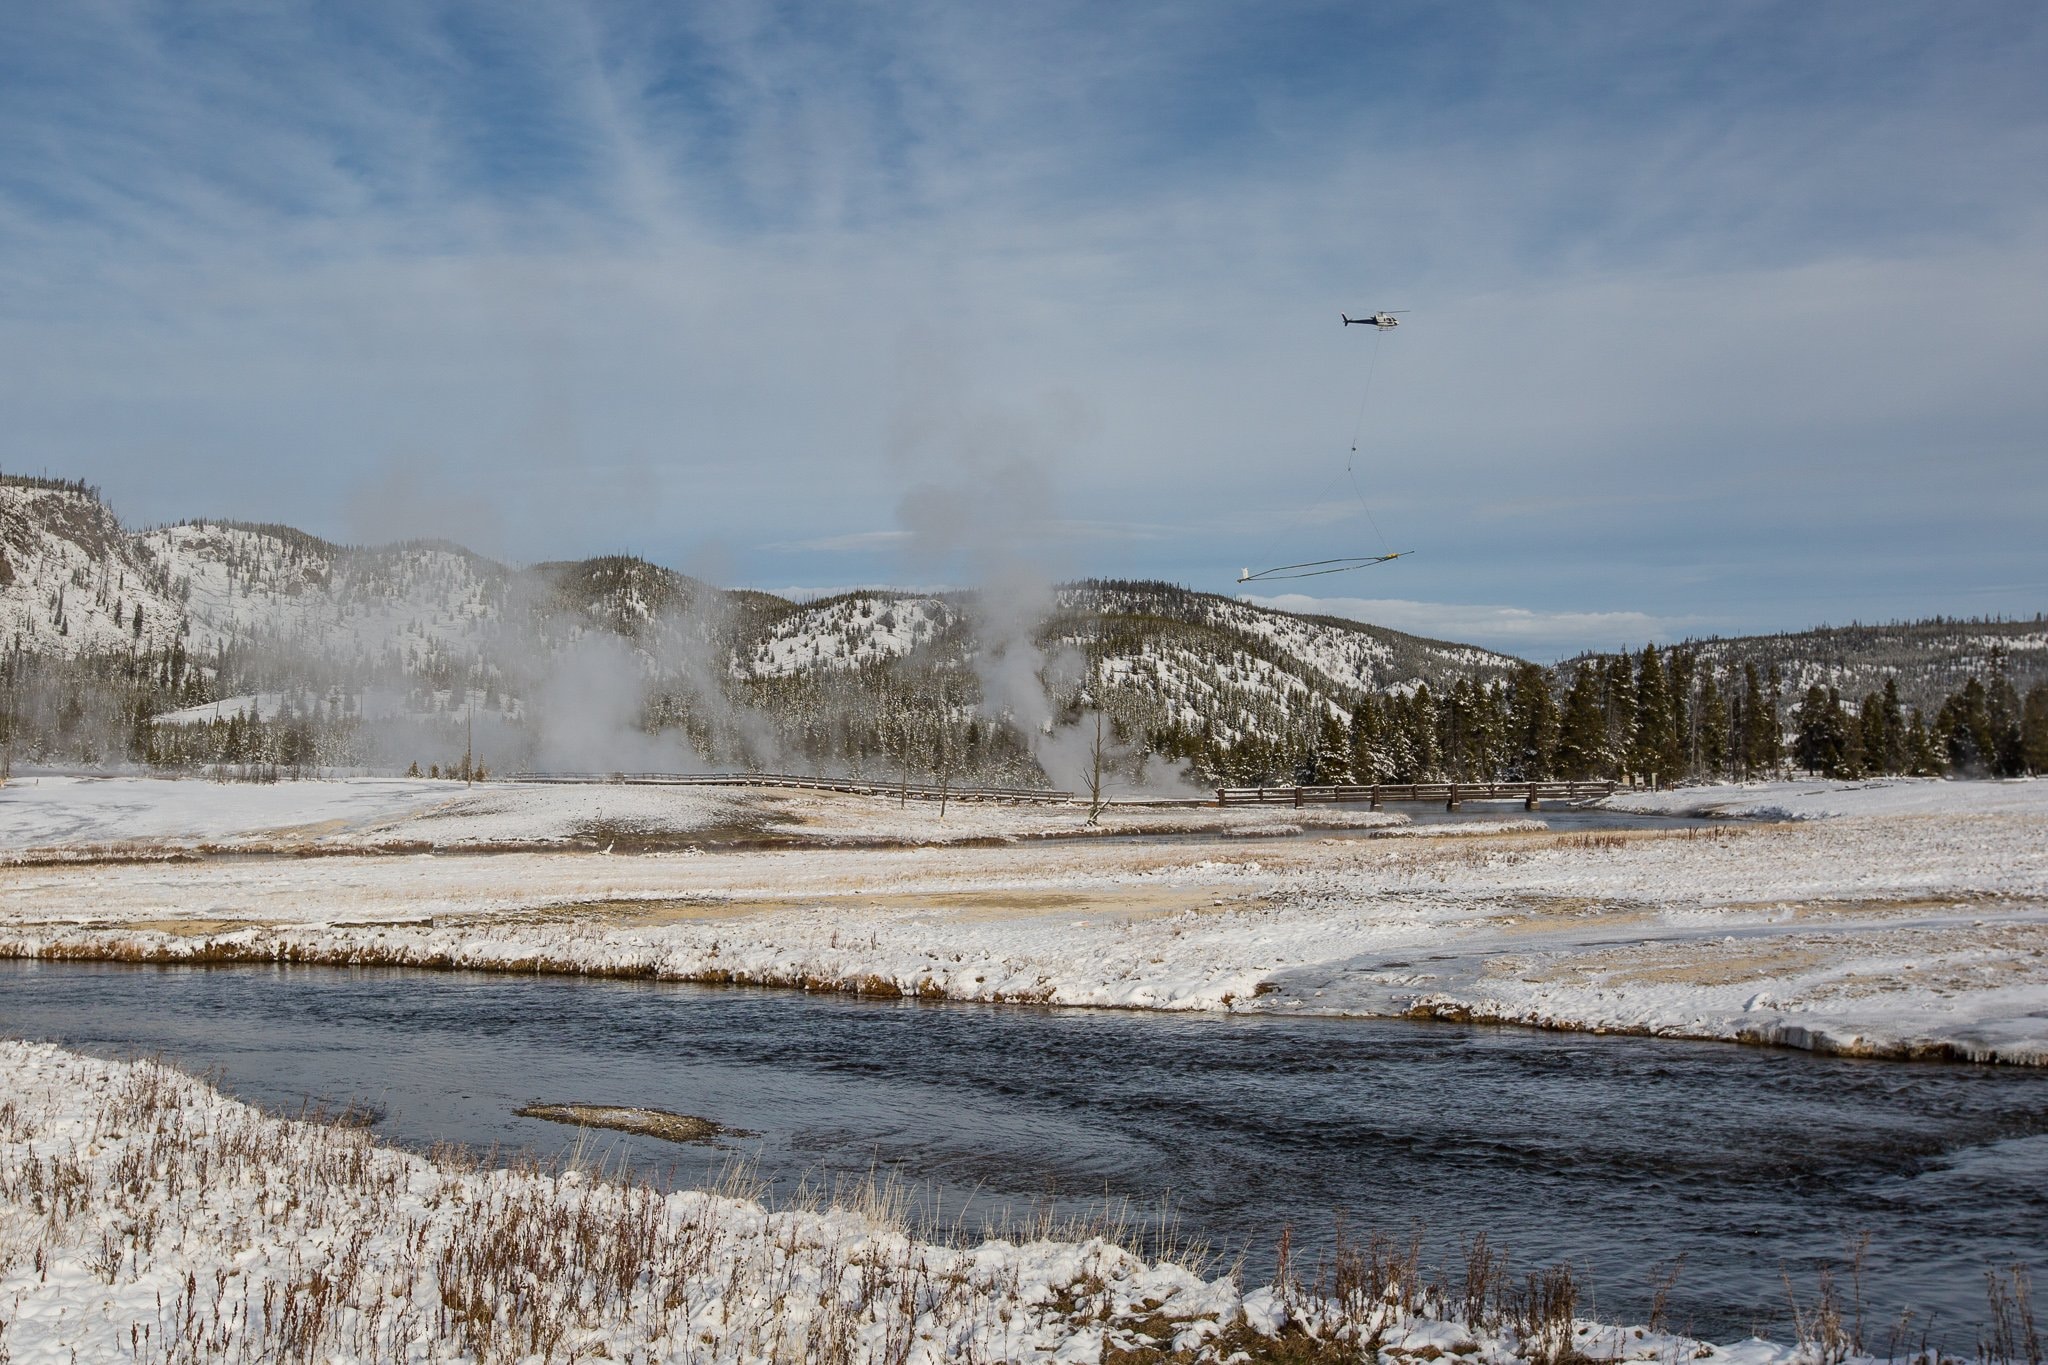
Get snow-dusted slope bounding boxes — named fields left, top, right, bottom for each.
left=1063, top=581, right=1523, bottom=697
left=1098, top=643, right=1346, bottom=747
left=141, top=520, right=506, bottom=664
left=0, top=482, right=185, bottom=655
left=0, top=482, right=518, bottom=670
left=739, top=593, right=959, bottom=679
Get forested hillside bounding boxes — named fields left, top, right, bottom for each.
left=0, top=476, right=1520, bottom=786
left=2, top=474, right=2039, bottom=788
left=1565, top=618, right=2048, bottom=718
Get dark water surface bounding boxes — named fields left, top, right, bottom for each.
left=5, top=960, right=2043, bottom=1344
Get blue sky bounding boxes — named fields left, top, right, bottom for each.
left=2, top=2, right=2044, bottom=659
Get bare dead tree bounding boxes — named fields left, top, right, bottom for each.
left=894, top=711, right=911, bottom=808
left=1084, top=709, right=1109, bottom=825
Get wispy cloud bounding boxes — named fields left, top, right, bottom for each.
left=755, top=582, right=958, bottom=603
left=763, top=530, right=912, bottom=553
left=0, top=4, right=2042, bottom=632
left=1245, top=594, right=1718, bottom=663
left=766, top=519, right=1172, bottom=556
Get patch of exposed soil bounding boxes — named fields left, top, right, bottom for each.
left=529, top=884, right=1236, bottom=928
left=118, top=917, right=260, bottom=937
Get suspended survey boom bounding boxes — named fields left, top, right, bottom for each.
left=1238, top=551, right=1410, bottom=584
left=1236, top=311, right=1413, bottom=584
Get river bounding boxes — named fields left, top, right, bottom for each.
left=4, top=958, right=2042, bottom=1346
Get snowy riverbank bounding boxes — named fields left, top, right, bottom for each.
left=1, top=778, right=2044, bottom=1063
left=0, top=1040, right=1866, bottom=1364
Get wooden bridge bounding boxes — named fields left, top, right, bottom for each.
left=1215, top=780, right=1618, bottom=810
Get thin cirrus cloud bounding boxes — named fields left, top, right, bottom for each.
left=1245, top=595, right=1713, bottom=665
left=767, top=519, right=1177, bottom=556
left=0, top=2, right=2043, bottom=655
left=763, top=530, right=913, bottom=554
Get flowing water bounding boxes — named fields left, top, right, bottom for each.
left=5, top=959, right=2043, bottom=1345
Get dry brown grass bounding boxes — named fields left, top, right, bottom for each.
left=6, top=1047, right=2043, bottom=1363
left=0, top=1048, right=1235, bottom=1364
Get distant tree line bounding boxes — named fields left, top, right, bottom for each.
left=1164, top=645, right=2048, bottom=789
left=1791, top=668, right=2046, bottom=779
left=2, top=625, right=2044, bottom=792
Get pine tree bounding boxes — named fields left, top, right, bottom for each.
left=1937, top=678, right=1992, bottom=775
left=2021, top=682, right=2048, bottom=776
left=1308, top=712, right=1353, bottom=785
left=1727, top=688, right=1748, bottom=778
left=1375, top=696, right=1420, bottom=782
left=1631, top=645, right=1679, bottom=785
left=1349, top=698, right=1395, bottom=782
left=1794, top=685, right=1831, bottom=775
left=1698, top=670, right=1729, bottom=778
left=1879, top=678, right=1907, bottom=775
left=1667, top=650, right=1697, bottom=777
left=1743, top=664, right=1783, bottom=777
left=1441, top=679, right=1473, bottom=780
left=1905, top=709, right=1942, bottom=776
left=1442, top=677, right=1508, bottom=780
left=1555, top=664, right=1608, bottom=779
left=1856, top=692, right=1886, bottom=776
left=1986, top=665, right=2025, bottom=778
left=1408, top=685, right=1439, bottom=781
left=1506, top=662, right=1559, bottom=780
left=1602, top=654, right=1635, bottom=780
left=1836, top=690, right=1865, bottom=778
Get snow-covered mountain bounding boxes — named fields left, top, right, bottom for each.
left=0, top=482, right=504, bottom=667
left=0, top=474, right=1532, bottom=777
left=0, top=479, right=179, bottom=656
left=714, top=579, right=1525, bottom=760
left=10, top=473, right=2036, bottom=781
left=0, top=478, right=1516, bottom=698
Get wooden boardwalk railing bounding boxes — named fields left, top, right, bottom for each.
left=513, top=771, right=1616, bottom=811
left=514, top=771, right=1075, bottom=806
left=1215, top=780, right=1618, bottom=810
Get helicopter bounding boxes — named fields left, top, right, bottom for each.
left=1233, top=308, right=1414, bottom=585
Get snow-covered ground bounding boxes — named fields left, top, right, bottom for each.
left=1, top=778, right=2044, bottom=1063
left=0, top=1040, right=1839, bottom=1364
left=1600, top=775, right=2048, bottom=820
left=0, top=775, right=1405, bottom=860
left=0, top=774, right=460, bottom=852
